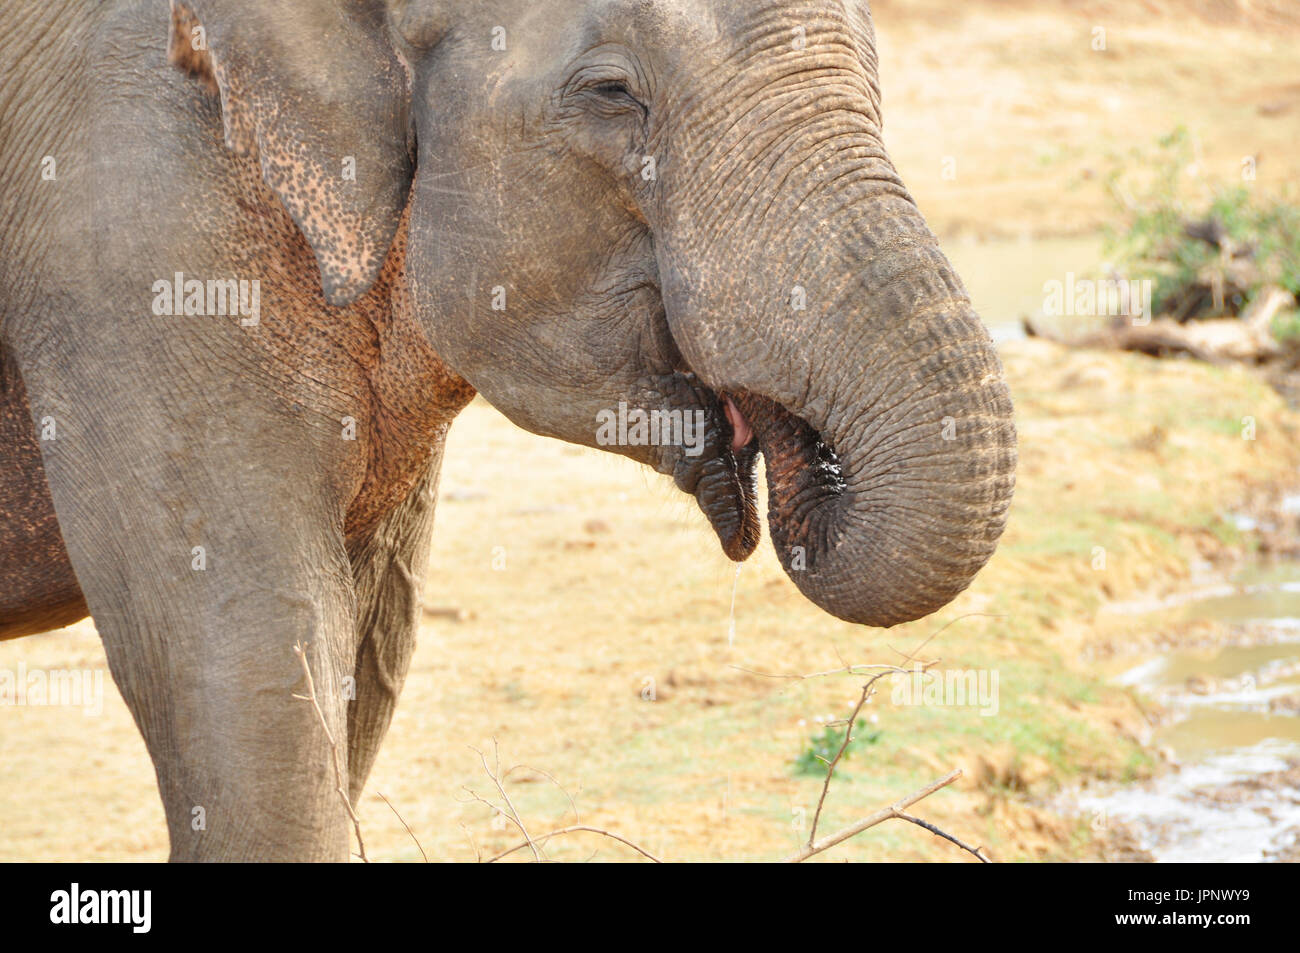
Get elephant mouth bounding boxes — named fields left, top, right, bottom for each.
left=667, top=379, right=761, bottom=561
left=727, top=392, right=848, bottom=571
left=670, top=378, right=846, bottom=565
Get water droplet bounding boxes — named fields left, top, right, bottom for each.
left=728, top=563, right=742, bottom=647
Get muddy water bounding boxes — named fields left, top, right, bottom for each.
left=937, top=236, right=1300, bottom=860
left=945, top=235, right=1105, bottom=343
left=1079, top=565, right=1300, bottom=862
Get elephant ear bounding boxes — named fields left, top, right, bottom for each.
left=167, top=0, right=412, bottom=305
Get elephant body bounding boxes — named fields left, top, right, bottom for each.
left=0, top=0, right=1015, bottom=859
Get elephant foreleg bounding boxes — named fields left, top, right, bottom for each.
left=344, top=445, right=446, bottom=804
left=14, top=329, right=366, bottom=861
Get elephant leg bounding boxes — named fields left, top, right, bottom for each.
left=345, top=444, right=447, bottom=803
left=0, top=348, right=88, bottom=638
left=15, top=332, right=366, bottom=861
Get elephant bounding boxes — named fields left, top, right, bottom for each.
left=0, top=0, right=1016, bottom=860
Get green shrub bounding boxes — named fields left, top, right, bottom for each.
left=793, top=722, right=882, bottom=777
left=1102, top=127, right=1300, bottom=319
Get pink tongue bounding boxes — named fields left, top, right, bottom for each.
left=723, top=396, right=753, bottom=453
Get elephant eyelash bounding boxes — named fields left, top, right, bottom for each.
left=593, top=80, right=632, bottom=97
left=587, top=80, right=647, bottom=118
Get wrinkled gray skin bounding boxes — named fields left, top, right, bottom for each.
left=0, top=0, right=1015, bottom=860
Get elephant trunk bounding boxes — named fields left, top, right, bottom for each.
left=660, top=171, right=1017, bottom=628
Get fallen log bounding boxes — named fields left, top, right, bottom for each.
left=1025, top=285, right=1294, bottom=365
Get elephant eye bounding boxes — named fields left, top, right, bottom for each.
left=587, top=79, right=647, bottom=118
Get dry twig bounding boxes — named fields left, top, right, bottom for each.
left=739, top=617, right=995, bottom=863
left=895, top=811, right=991, bottom=862
left=377, top=791, right=427, bottom=863
left=459, top=823, right=482, bottom=863
left=412, top=616, right=998, bottom=863
left=484, top=826, right=664, bottom=864
left=782, top=770, right=971, bottom=862
left=808, top=672, right=895, bottom=843
left=292, top=641, right=368, bottom=863
left=463, top=741, right=544, bottom=862
left=463, top=739, right=662, bottom=863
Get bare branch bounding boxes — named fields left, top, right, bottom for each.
left=783, top=770, right=964, bottom=863
left=444, top=615, right=997, bottom=865
left=887, top=613, right=1007, bottom=665
left=895, top=811, right=991, bottom=863
left=458, top=743, right=660, bottom=863
left=459, top=823, right=482, bottom=864
left=292, top=641, right=367, bottom=863
left=808, top=674, right=885, bottom=845
left=484, top=826, right=664, bottom=864
left=466, top=740, right=544, bottom=862
left=376, top=791, right=427, bottom=863
left=730, top=661, right=916, bottom=680
left=743, top=657, right=982, bottom=863
left=504, top=764, right=581, bottom=824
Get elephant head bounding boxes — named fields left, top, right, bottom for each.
left=171, top=0, right=1016, bottom=628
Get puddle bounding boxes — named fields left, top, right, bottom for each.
left=1076, top=563, right=1300, bottom=862
left=945, top=235, right=1105, bottom=344
left=1078, top=742, right=1300, bottom=863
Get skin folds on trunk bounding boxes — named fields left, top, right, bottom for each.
left=637, top=6, right=1017, bottom=627
left=732, top=293, right=1016, bottom=628
left=663, top=192, right=1017, bottom=629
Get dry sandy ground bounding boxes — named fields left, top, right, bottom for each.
left=2, top=0, right=1299, bottom=861
left=4, top=339, right=1296, bottom=862
left=875, top=0, right=1300, bottom=238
